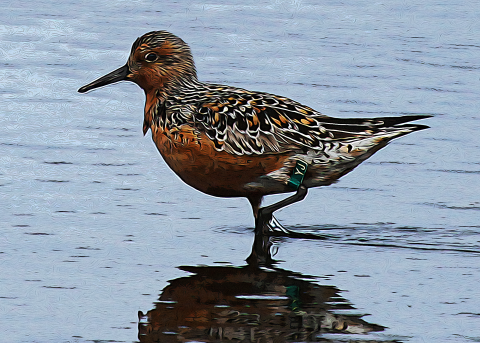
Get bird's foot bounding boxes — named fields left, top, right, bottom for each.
left=255, top=213, right=292, bottom=236
left=267, top=215, right=291, bottom=234
left=255, top=185, right=308, bottom=236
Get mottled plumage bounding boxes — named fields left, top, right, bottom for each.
left=79, top=31, right=430, bottom=234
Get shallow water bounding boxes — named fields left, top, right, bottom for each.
left=1, top=0, right=479, bottom=342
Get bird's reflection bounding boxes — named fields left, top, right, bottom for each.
left=138, top=235, right=386, bottom=342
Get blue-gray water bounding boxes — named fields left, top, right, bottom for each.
left=1, top=0, right=479, bottom=342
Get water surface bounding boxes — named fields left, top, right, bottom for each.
left=1, top=0, right=479, bottom=342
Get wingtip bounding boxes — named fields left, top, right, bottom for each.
left=379, top=114, right=433, bottom=127
left=413, top=114, right=434, bottom=120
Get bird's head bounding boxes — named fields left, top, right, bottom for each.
left=78, top=31, right=197, bottom=95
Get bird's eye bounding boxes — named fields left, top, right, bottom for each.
left=145, top=52, right=158, bottom=62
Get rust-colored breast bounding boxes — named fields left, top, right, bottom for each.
left=150, top=124, right=288, bottom=197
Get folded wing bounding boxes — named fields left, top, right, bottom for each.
left=191, top=90, right=430, bottom=156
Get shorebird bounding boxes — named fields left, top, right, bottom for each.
left=78, top=31, right=430, bottom=235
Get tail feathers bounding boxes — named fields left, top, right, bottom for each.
left=377, top=115, right=432, bottom=139
left=393, top=123, right=430, bottom=133
left=375, top=114, right=432, bottom=127
left=319, top=114, right=431, bottom=139
left=321, top=114, right=432, bottom=127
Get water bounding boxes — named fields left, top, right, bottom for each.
left=1, top=0, right=479, bottom=342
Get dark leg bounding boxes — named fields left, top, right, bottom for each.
left=255, top=185, right=308, bottom=235
left=247, top=194, right=263, bottom=219
left=246, top=234, right=274, bottom=267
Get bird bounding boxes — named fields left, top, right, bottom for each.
left=78, top=31, right=430, bottom=236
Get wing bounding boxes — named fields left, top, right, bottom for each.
left=189, top=89, right=327, bottom=155
left=189, top=87, right=429, bottom=156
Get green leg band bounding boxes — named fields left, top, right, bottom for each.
left=287, top=160, right=308, bottom=190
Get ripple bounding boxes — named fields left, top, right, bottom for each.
left=35, top=179, right=70, bottom=183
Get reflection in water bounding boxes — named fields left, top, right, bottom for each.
left=138, top=236, right=386, bottom=342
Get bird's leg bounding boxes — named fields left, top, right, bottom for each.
left=246, top=234, right=274, bottom=266
left=255, top=185, right=308, bottom=235
left=248, top=194, right=263, bottom=220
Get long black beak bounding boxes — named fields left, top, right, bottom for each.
left=78, top=64, right=130, bottom=93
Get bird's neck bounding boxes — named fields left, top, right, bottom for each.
left=142, top=76, right=202, bottom=135
left=150, top=72, right=200, bottom=100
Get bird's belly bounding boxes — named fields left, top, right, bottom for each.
left=151, top=126, right=291, bottom=197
